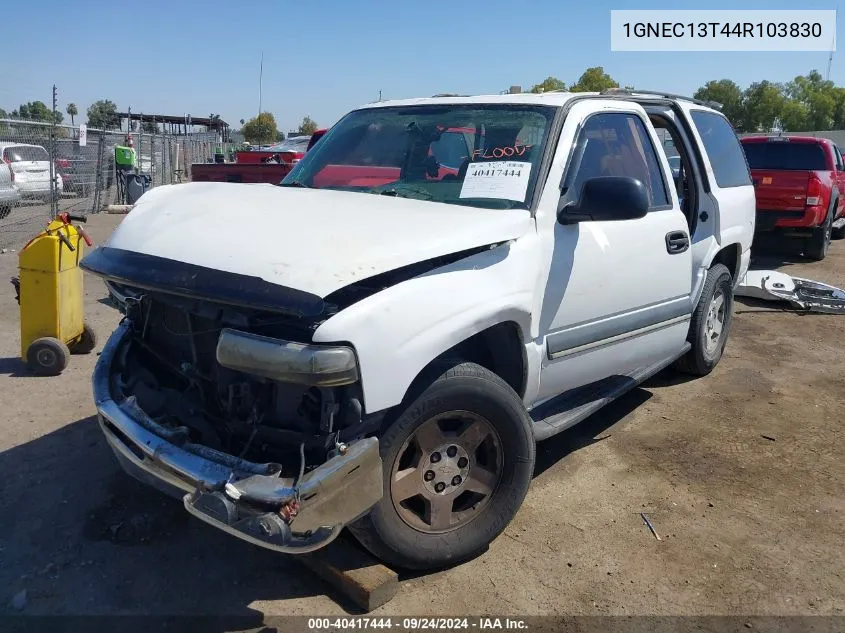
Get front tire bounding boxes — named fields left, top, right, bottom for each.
left=674, top=263, right=734, bottom=376
left=349, top=362, right=535, bottom=570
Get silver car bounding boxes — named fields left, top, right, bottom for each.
left=0, top=160, right=21, bottom=219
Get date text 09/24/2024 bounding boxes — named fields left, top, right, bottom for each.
left=307, top=617, right=529, bottom=630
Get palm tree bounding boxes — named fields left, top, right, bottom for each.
left=66, top=103, right=78, bottom=126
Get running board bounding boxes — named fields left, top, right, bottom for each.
left=530, top=343, right=691, bottom=442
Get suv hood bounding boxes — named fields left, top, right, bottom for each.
left=100, top=182, right=532, bottom=298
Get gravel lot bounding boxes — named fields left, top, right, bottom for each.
left=0, top=215, right=843, bottom=625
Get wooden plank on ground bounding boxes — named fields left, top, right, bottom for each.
left=300, top=538, right=399, bottom=612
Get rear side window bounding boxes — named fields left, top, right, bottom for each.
left=3, top=145, right=49, bottom=162
left=742, top=142, right=828, bottom=171
left=832, top=144, right=843, bottom=171
left=690, top=111, right=752, bottom=188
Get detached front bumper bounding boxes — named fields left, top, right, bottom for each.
left=93, top=322, right=383, bottom=554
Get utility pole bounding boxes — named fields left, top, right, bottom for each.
left=49, top=84, right=58, bottom=217
left=827, top=5, right=837, bottom=80
left=379, top=90, right=382, bottom=102
left=258, top=52, right=264, bottom=118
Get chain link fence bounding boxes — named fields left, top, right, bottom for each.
left=1, top=118, right=234, bottom=249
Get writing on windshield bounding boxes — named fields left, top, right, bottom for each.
left=282, top=104, right=555, bottom=210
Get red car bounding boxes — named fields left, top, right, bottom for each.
left=741, top=135, right=845, bottom=260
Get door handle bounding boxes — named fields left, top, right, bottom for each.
left=665, top=231, right=689, bottom=254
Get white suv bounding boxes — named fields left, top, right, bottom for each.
left=83, top=90, right=755, bottom=570
left=0, top=142, right=63, bottom=202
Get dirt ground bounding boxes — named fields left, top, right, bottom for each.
left=0, top=214, right=843, bottom=623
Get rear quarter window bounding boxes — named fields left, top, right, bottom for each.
left=690, top=111, right=752, bottom=188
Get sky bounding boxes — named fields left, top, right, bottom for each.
left=1, top=0, right=842, bottom=133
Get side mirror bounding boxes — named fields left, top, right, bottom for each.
left=558, top=176, right=650, bottom=224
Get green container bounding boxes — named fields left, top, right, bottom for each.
left=114, top=145, right=136, bottom=169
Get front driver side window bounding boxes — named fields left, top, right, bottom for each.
left=563, top=112, right=669, bottom=209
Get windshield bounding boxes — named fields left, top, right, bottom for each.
left=282, top=104, right=556, bottom=210
left=742, top=141, right=827, bottom=171
left=267, top=137, right=311, bottom=153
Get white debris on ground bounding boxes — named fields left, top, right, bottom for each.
left=736, top=270, right=845, bottom=314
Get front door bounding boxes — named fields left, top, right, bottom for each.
left=535, top=103, right=693, bottom=403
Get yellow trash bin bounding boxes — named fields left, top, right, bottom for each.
left=16, top=213, right=96, bottom=375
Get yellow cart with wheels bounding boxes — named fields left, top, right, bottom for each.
left=14, top=213, right=96, bottom=375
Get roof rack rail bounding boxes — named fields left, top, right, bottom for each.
left=598, top=88, right=722, bottom=110
left=430, top=93, right=469, bottom=98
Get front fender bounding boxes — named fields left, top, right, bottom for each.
left=312, top=237, right=541, bottom=414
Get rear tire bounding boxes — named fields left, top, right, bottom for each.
left=674, top=263, right=734, bottom=376
left=832, top=220, right=845, bottom=240
left=0, top=205, right=10, bottom=219
left=806, top=209, right=833, bottom=261
left=69, top=323, right=97, bottom=354
left=349, top=362, right=535, bottom=570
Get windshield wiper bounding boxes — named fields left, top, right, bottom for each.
left=280, top=180, right=309, bottom=188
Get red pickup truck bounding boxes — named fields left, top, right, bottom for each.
left=741, top=135, right=845, bottom=260
left=191, top=129, right=327, bottom=184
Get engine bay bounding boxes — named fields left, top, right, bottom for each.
left=111, top=287, right=370, bottom=474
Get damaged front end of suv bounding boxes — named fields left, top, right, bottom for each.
left=83, top=246, right=384, bottom=553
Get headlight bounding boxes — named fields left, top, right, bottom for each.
left=216, top=328, right=359, bottom=387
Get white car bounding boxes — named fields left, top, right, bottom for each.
left=0, top=160, right=20, bottom=218
left=0, top=142, right=63, bottom=202
left=83, top=90, right=755, bottom=570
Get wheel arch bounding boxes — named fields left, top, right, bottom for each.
left=710, top=242, right=741, bottom=281
left=401, top=321, right=528, bottom=405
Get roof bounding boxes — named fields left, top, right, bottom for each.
left=115, top=112, right=229, bottom=128
left=0, top=142, right=46, bottom=149
left=741, top=135, right=834, bottom=144
left=354, top=90, right=720, bottom=112
left=357, top=92, right=583, bottom=110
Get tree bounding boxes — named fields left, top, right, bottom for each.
left=241, top=112, right=278, bottom=144
left=66, top=103, right=78, bottom=126
left=694, top=80, right=745, bottom=128
left=779, top=101, right=809, bottom=131
left=87, top=99, right=120, bottom=130
left=298, top=115, right=318, bottom=135
left=741, top=81, right=785, bottom=132
left=0, top=107, right=6, bottom=119
left=14, top=100, right=62, bottom=123
left=529, top=76, right=567, bottom=93
left=569, top=67, right=618, bottom=93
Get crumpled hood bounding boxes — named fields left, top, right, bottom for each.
left=102, top=182, right=532, bottom=297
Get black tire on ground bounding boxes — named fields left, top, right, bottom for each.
left=806, top=208, right=833, bottom=261
left=831, top=220, right=845, bottom=240
left=674, top=263, right=734, bottom=377
left=69, top=323, right=97, bottom=354
left=0, top=205, right=10, bottom=219
left=348, top=362, right=535, bottom=570
left=26, top=337, right=71, bottom=376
